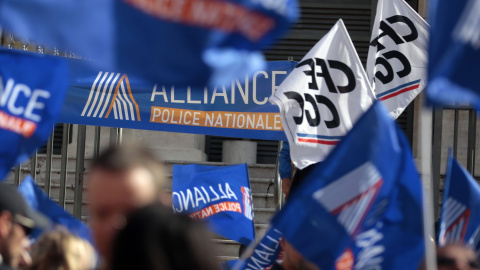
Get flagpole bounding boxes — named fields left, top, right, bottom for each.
left=419, top=97, right=437, bottom=270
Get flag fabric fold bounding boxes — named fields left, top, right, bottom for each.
left=270, top=101, right=425, bottom=270
left=0, top=49, right=68, bottom=180
left=439, top=155, right=480, bottom=252
left=0, top=0, right=299, bottom=88
left=427, top=0, right=480, bottom=111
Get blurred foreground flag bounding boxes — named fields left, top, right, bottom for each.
left=18, top=175, right=93, bottom=244
left=172, top=164, right=255, bottom=245
left=427, top=0, right=480, bottom=111
left=439, top=156, right=480, bottom=252
left=366, top=0, right=429, bottom=118
left=0, top=0, right=298, bottom=87
left=270, top=19, right=375, bottom=169
left=270, top=101, right=425, bottom=270
left=0, top=49, right=68, bottom=180
left=240, top=226, right=283, bottom=269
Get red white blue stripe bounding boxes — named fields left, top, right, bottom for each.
left=377, top=79, right=421, bottom=101
left=296, top=133, right=343, bottom=145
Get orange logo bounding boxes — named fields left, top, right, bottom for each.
left=335, top=248, right=354, bottom=270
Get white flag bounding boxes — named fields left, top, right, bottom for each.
left=367, top=0, right=429, bottom=119
left=270, top=20, right=375, bottom=169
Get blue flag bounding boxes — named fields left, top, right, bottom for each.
left=271, top=101, right=425, bottom=270
left=172, top=164, right=255, bottom=245
left=0, top=0, right=298, bottom=87
left=427, top=0, right=480, bottom=111
left=439, top=156, right=480, bottom=252
left=241, top=226, right=282, bottom=269
left=0, top=49, right=68, bottom=180
left=17, top=175, right=93, bottom=244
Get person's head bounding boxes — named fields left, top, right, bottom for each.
left=28, top=229, right=95, bottom=270
left=436, top=244, right=479, bottom=270
left=112, top=203, right=220, bottom=270
left=87, top=145, right=167, bottom=262
left=0, top=183, right=47, bottom=268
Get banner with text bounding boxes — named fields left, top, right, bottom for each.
left=172, top=164, right=255, bottom=246
left=59, top=60, right=295, bottom=140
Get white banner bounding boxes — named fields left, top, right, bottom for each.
left=367, top=0, right=429, bottom=119
left=270, top=20, right=375, bottom=169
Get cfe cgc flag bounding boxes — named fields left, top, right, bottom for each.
left=270, top=101, right=425, bottom=270
left=366, top=0, right=429, bottom=119
left=0, top=0, right=299, bottom=88
left=270, top=19, right=375, bottom=169
left=0, top=49, right=68, bottom=180
left=172, top=164, right=255, bottom=246
left=18, top=175, right=94, bottom=244
left=427, top=0, right=480, bottom=111
left=439, top=155, right=480, bottom=252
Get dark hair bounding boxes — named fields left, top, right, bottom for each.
left=91, top=145, right=165, bottom=193
left=112, top=203, right=220, bottom=270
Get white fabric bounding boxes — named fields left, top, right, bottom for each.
left=366, top=0, right=429, bottom=119
left=270, top=20, right=375, bottom=169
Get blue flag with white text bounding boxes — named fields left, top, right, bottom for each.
left=241, top=226, right=282, bottom=269
left=0, top=49, right=68, bottom=180
left=427, top=0, right=480, bottom=111
left=0, top=0, right=298, bottom=88
left=172, top=164, right=255, bottom=245
left=271, top=101, right=425, bottom=270
left=439, top=156, right=480, bottom=252
left=18, top=175, right=94, bottom=244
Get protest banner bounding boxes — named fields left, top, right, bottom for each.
left=439, top=155, right=480, bottom=252
left=0, top=49, right=68, bottom=180
left=172, top=164, right=255, bottom=245
left=270, top=101, right=424, bottom=270
left=0, top=0, right=299, bottom=88
left=366, top=0, right=429, bottom=118
left=60, top=60, right=295, bottom=141
left=270, top=19, right=375, bottom=169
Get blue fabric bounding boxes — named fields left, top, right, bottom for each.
left=439, top=156, right=480, bottom=252
left=271, top=101, right=425, bottom=270
left=172, top=164, right=255, bottom=245
left=278, top=141, right=291, bottom=179
left=0, top=49, right=68, bottom=180
left=241, top=226, right=283, bottom=269
left=59, top=59, right=295, bottom=141
left=0, top=0, right=299, bottom=88
left=427, top=0, right=480, bottom=111
left=17, top=175, right=94, bottom=245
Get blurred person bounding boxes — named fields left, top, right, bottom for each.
left=419, top=244, right=480, bottom=270
left=87, top=145, right=167, bottom=267
left=270, top=239, right=318, bottom=270
left=111, top=203, right=219, bottom=270
left=27, top=229, right=95, bottom=270
left=0, top=183, right=48, bottom=270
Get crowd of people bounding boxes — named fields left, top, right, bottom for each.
left=0, top=145, right=478, bottom=270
